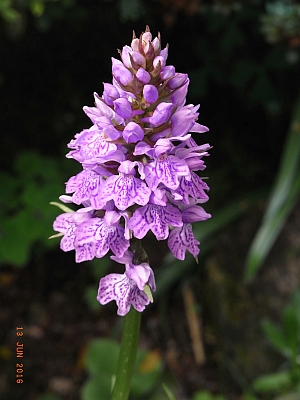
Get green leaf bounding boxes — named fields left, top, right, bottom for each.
left=290, top=291, right=300, bottom=326
left=162, top=383, right=177, bottom=400
left=282, top=305, right=300, bottom=359
left=245, top=171, right=300, bottom=281
left=50, top=202, right=75, bottom=213
left=83, top=338, right=163, bottom=400
left=1, top=7, right=21, bottom=22
left=85, top=339, right=119, bottom=377
left=81, top=376, right=111, bottom=400
left=84, top=286, right=101, bottom=311
left=242, top=393, right=259, bottom=400
left=131, top=350, right=163, bottom=396
left=144, top=284, right=153, bottom=303
left=245, top=91, right=300, bottom=281
left=29, top=0, right=45, bottom=16
left=0, top=210, right=39, bottom=266
left=193, top=390, right=214, bottom=400
left=253, top=371, right=292, bottom=392
left=262, top=319, right=287, bottom=353
left=89, top=257, right=110, bottom=280
left=0, top=151, right=79, bottom=267
left=0, top=0, right=12, bottom=12
left=275, top=392, right=300, bottom=400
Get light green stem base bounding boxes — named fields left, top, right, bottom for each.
left=110, top=307, right=141, bottom=400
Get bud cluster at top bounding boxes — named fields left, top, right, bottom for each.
left=52, top=26, right=211, bottom=315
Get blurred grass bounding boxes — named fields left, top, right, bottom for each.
left=156, top=188, right=267, bottom=298
left=245, top=90, right=300, bottom=281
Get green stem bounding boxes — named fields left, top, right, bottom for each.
left=110, top=307, right=141, bottom=400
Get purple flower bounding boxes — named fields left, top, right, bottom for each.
left=174, top=173, right=210, bottom=204
left=66, top=126, right=120, bottom=165
left=75, top=211, right=129, bottom=258
left=141, top=102, right=173, bottom=126
left=52, top=26, right=210, bottom=314
left=153, top=55, right=166, bottom=70
left=136, top=67, right=150, bottom=84
left=123, top=122, right=144, bottom=143
left=65, top=170, right=104, bottom=209
left=53, top=210, right=96, bottom=263
left=168, top=223, right=200, bottom=260
left=111, top=250, right=156, bottom=291
left=168, top=73, right=188, bottom=90
left=99, top=160, right=151, bottom=210
left=97, top=251, right=156, bottom=316
left=121, top=46, right=145, bottom=69
left=167, top=203, right=211, bottom=260
left=98, top=274, right=150, bottom=316
left=143, top=85, right=158, bottom=104
left=128, top=202, right=183, bottom=240
left=142, top=154, right=190, bottom=191
left=153, top=138, right=174, bottom=156
left=175, top=144, right=210, bottom=171
left=171, top=105, right=201, bottom=137
left=181, top=204, right=211, bottom=223
left=53, top=212, right=77, bottom=252
left=159, top=46, right=168, bottom=63
left=170, top=80, right=189, bottom=107
left=83, top=92, right=123, bottom=125
left=113, top=98, right=132, bottom=119
left=112, top=58, right=134, bottom=86
left=102, top=83, right=120, bottom=106
left=160, top=65, right=175, bottom=80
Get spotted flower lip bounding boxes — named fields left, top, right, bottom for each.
left=52, top=25, right=210, bottom=315
left=128, top=202, right=183, bottom=240
left=65, top=170, right=103, bottom=209
left=142, top=154, right=191, bottom=191
left=98, top=160, right=152, bottom=210
left=75, top=212, right=130, bottom=258
left=168, top=223, right=200, bottom=261
left=97, top=250, right=156, bottom=316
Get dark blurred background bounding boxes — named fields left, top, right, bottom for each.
left=1, top=1, right=300, bottom=400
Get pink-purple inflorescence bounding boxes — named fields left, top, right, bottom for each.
left=52, top=26, right=211, bottom=316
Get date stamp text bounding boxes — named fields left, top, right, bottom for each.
left=16, top=327, right=24, bottom=383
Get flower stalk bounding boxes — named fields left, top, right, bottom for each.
left=111, top=307, right=141, bottom=400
